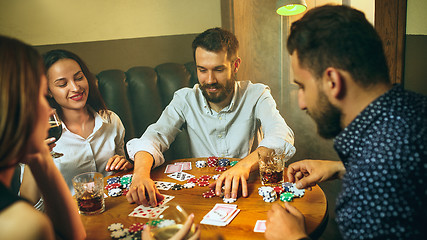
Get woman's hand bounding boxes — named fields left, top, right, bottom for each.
left=105, top=155, right=134, bottom=171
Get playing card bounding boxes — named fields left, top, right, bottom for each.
left=174, top=162, right=192, bottom=171
left=254, top=220, right=267, bottom=232
left=164, top=164, right=183, bottom=173
left=200, top=203, right=240, bottom=226
left=167, top=171, right=195, bottom=181
left=154, top=181, right=175, bottom=190
left=128, top=194, right=175, bottom=218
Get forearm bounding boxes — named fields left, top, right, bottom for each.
left=242, top=146, right=270, bottom=172
left=28, top=152, right=86, bottom=240
left=134, top=151, right=155, bottom=178
left=19, top=165, right=41, bottom=204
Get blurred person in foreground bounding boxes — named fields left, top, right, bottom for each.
left=265, top=5, right=426, bottom=240
left=0, top=35, right=86, bottom=239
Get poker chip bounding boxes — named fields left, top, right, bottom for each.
left=280, top=192, right=294, bottom=202
left=108, top=223, right=124, bottom=231
left=282, top=182, right=294, bottom=192
left=122, top=189, right=129, bottom=195
left=195, top=160, right=207, bottom=168
left=171, top=184, right=183, bottom=190
left=202, top=190, right=216, bottom=198
left=197, top=180, right=210, bottom=187
left=215, top=166, right=227, bottom=172
left=207, top=156, right=218, bottom=167
left=105, top=182, right=122, bottom=190
left=183, top=182, right=196, bottom=189
left=108, top=188, right=123, bottom=197
left=110, top=229, right=127, bottom=239
left=129, top=223, right=145, bottom=233
left=273, top=186, right=284, bottom=195
left=291, top=188, right=305, bottom=198
left=198, top=175, right=211, bottom=181
left=263, top=196, right=277, bottom=202
left=258, top=186, right=277, bottom=199
left=212, top=174, right=221, bottom=180
left=218, top=158, right=230, bottom=167
left=223, top=197, right=237, bottom=203
left=187, top=177, right=198, bottom=183
left=230, top=160, right=238, bottom=166
left=107, top=177, right=120, bottom=185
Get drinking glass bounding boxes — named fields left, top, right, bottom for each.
left=258, top=149, right=287, bottom=186
left=72, top=172, right=105, bottom=215
left=48, top=109, right=63, bottom=158
left=148, top=203, right=195, bottom=240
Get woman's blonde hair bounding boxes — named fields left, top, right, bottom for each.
left=0, top=35, right=44, bottom=169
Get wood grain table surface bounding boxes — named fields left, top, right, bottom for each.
left=80, top=158, right=328, bottom=239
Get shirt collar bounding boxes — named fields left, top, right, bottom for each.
left=198, top=82, right=238, bottom=115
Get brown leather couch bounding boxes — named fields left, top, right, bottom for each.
left=96, top=62, right=198, bottom=161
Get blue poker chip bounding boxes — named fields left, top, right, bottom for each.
left=107, top=177, right=120, bottom=185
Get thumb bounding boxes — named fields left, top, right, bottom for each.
left=284, top=202, right=303, bottom=218
left=142, top=225, right=153, bottom=240
left=295, top=174, right=318, bottom=189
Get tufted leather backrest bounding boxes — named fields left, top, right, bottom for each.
left=97, top=62, right=198, bottom=160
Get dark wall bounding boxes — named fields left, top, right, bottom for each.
left=34, top=34, right=198, bottom=74
left=404, top=34, right=427, bottom=96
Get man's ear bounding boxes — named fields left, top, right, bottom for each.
left=323, top=67, right=345, bottom=99
left=233, top=57, right=241, bottom=73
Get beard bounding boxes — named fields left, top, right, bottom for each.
left=200, top=75, right=235, bottom=103
left=308, top=89, right=343, bottom=139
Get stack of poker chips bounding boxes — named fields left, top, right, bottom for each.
left=195, top=160, right=207, bottom=168
left=218, top=158, right=230, bottom=167
left=207, top=156, right=218, bottom=167
left=281, top=182, right=305, bottom=198
left=230, top=160, right=239, bottom=166
left=105, top=174, right=133, bottom=197
left=108, top=222, right=135, bottom=239
left=258, top=186, right=277, bottom=202
left=280, top=192, right=294, bottom=202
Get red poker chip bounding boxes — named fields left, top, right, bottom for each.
left=198, top=175, right=211, bottom=181
left=187, top=177, right=198, bottom=183
left=197, top=180, right=210, bottom=187
left=273, top=186, right=284, bottom=195
left=202, top=190, right=216, bottom=198
left=207, top=156, right=218, bottom=161
left=215, top=166, right=227, bottom=172
left=122, top=189, right=129, bottom=195
left=105, top=182, right=122, bottom=190
left=129, top=223, right=145, bottom=233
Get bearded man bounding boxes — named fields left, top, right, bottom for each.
left=126, top=27, right=295, bottom=206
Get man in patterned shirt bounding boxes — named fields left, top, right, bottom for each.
left=265, top=5, right=426, bottom=240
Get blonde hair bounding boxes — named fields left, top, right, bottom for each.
left=0, top=35, right=44, bottom=169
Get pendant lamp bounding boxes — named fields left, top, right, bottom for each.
left=276, top=0, right=307, bottom=16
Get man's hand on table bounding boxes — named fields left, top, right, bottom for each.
left=126, top=174, right=164, bottom=206
left=265, top=203, right=308, bottom=240
left=287, top=160, right=346, bottom=190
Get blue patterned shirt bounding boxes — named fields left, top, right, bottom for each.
left=334, top=85, right=426, bottom=239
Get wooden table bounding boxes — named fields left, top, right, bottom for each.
left=80, top=158, right=328, bottom=239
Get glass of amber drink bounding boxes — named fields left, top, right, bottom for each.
left=72, top=172, right=105, bottom=215
left=258, top=149, right=286, bottom=186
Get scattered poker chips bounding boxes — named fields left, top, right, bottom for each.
left=187, top=177, right=198, bottom=183
left=197, top=180, right=210, bottom=187
left=183, top=182, right=196, bottom=189
left=218, top=158, right=230, bottom=167
left=105, top=182, right=122, bottom=190
left=107, top=177, right=121, bottom=185
left=202, top=189, right=216, bottom=198
left=110, top=229, right=128, bottom=239
left=273, top=186, right=284, bottom=195
left=195, top=160, right=207, bottom=168
left=198, top=175, right=212, bottom=181
left=223, top=197, right=237, bottom=203
left=157, top=219, right=176, bottom=228
left=230, top=160, right=238, bottom=166
left=215, top=166, right=227, bottom=172
left=171, top=184, right=183, bottom=190
left=280, top=192, right=294, bottom=202
left=108, top=223, right=133, bottom=239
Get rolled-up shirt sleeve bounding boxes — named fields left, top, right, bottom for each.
left=255, top=87, right=296, bottom=158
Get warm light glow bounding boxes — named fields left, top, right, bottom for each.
left=276, top=4, right=307, bottom=16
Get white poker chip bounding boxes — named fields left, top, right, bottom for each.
left=223, top=197, right=237, bottom=203
left=291, top=188, right=305, bottom=197
left=263, top=196, right=277, bottom=202
left=108, top=223, right=124, bottom=231
left=195, top=160, right=207, bottom=168
left=110, top=229, right=127, bottom=239
left=108, top=188, right=122, bottom=197
left=183, top=182, right=196, bottom=189
left=212, top=174, right=220, bottom=180
left=157, top=219, right=176, bottom=228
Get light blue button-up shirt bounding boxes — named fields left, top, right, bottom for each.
left=127, top=81, right=295, bottom=167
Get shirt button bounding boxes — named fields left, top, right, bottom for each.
left=218, top=134, right=222, bottom=138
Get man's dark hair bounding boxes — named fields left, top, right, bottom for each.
left=192, top=27, right=239, bottom=61
left=287, top=5, right=390, bottom=86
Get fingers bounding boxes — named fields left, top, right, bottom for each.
left=188, top=225, right=200, bottom=240
left=106, top=155, right=130, bottom=171
left=240, top=176, right=248, bottom=198
left=170, top=213, right=195, bottom=240
left=284, top=202, right=304, bottom=219
left=141, top=225, right=153, bottom=240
